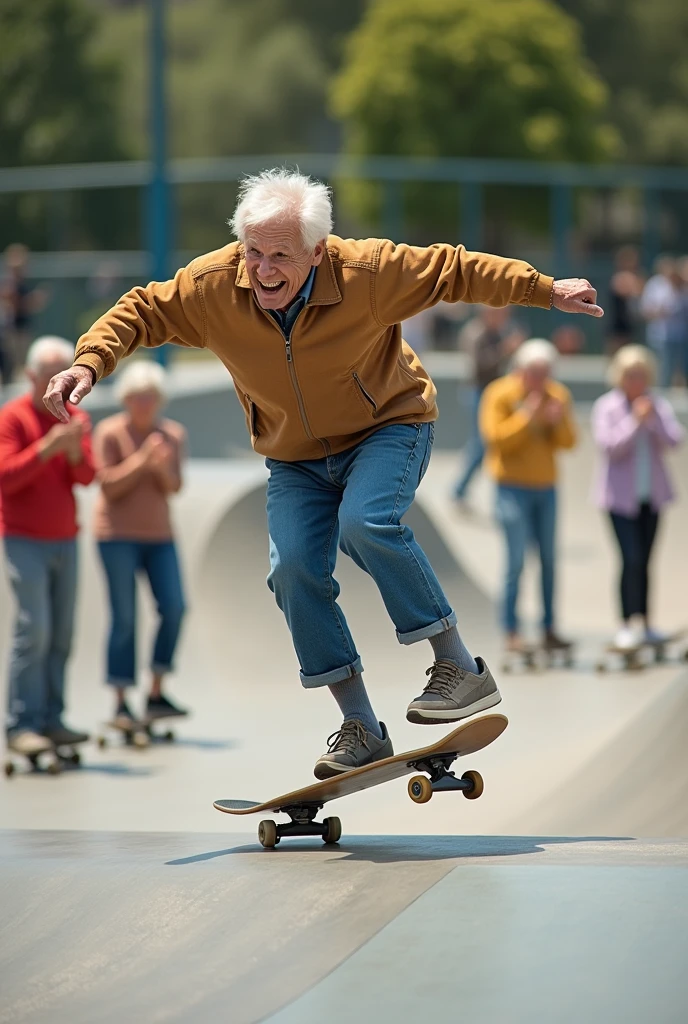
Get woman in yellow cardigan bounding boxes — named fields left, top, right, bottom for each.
left=479, top=339, right=577, bottom=652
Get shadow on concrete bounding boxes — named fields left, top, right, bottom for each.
left=165, top=833, right=634, bottom=866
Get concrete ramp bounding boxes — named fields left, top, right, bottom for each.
left=1, top=829, right=687, bottom=1024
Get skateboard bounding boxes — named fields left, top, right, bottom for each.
left=501, top=642, right=575, bottom=673
left=214, top=713, right=508, bottom=849
left=97, top=710, right=186, bottom=749
left=4, top=736, right=88, bottom=778
left=97, top=719, right=150, bottom=750
left=596, top=629, right=688, bottom=673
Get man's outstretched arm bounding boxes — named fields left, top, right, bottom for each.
left=44, top=264, right=205, bottom=421
left=373, top=240, right=603, bottom=326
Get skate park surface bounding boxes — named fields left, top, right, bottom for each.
left=1, top=402, right=687, bottom=1022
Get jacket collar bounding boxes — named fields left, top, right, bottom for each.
left=234, top=242, right=342, bottom=306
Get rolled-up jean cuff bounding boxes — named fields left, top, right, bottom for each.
left=151, top=661, right=173, bottom=675
left=106, top=677, right=136, bottom=688
left=300, top=656, right=364, bottom=689
left=396, top=611, right=458, bottom=646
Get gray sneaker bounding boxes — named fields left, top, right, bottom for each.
left=406, top=657, right=501, bottom=724
left=314, top=720, right=393, bottom=780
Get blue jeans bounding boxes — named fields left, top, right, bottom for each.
left=657, top=340, right=688, bottom=388
left=495, top=485, right=556, bottom=633
left=4, top=537, right=77, bottom=735
left=98, top=540, right=186, bottom=687
left=266, top=423, right=456, bottom=687
left=454, top=386, right=485, bottom=498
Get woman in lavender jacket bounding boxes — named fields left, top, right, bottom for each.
left=592, top=345, right=684, bottom=649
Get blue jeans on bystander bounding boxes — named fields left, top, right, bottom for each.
left=98, top=540, right=185, bottom=687
left=4, top=537, right=77, bottom=735
left=495, top=484, right=557, bottom=634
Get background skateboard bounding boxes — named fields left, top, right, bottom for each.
left=596, top=629, right=687, bottom=673
left=214, top=713, right=508, bottom=848
left=501, top=642, right=575, bottom=673
left=4, top=735, right=88, bottom=778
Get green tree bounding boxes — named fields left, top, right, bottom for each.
left=0, top=0, right=126, bottom=166
left=557, top=0, right=688, bottom=165
left=331, top=0, right=616, bottom=163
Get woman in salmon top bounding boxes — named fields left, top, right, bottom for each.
left=92, top=361, right=187, bottom=729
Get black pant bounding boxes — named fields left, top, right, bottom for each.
left=609, top=503, right=659, bottom=620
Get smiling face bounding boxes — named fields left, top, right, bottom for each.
left=243, top=219, right=325, bottom=310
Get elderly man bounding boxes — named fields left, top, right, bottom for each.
left=0, top=337, right=94, bottom=756
left=44, top=169, right=602, bottom=778
left=480, top=339, right=577, bottom=653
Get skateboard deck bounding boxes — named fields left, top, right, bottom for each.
left=214, top=713, right=508, bottom=848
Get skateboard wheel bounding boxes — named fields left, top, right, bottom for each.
left=163, top=731, right=174, bottom=743
left=258, top=819, right=278, bottom=849
left=408, top=775, right=433, bottom=804
left=47, top=760, right=61, bottom=775
left=461, top=770, right=484, bottom=800
left=132, top=731, right=149, bottom=749
left=4, top=761, right=15, bottom=778
left=323, top=816, right=342, bottom=844
left=97, top=736, right=107, bottom=749
left=69, top=751, right=81, bottom=766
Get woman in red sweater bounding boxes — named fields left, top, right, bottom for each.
left=0, top=337, right=94, bottom=756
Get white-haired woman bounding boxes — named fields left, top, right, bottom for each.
left=480, top=339, right=577, bottom=652
left=592, top=345, right=684, bottom=649
left=92, top=360, right=187, bottom=729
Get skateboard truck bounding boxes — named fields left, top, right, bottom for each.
left=257, top=803, right=342, bottom=848
left=406, top=755, right=484, bottom=804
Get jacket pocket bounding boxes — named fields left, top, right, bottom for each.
left=245, top=394, right=258, bottom=439
left=352, top=372, right=378, bottom=416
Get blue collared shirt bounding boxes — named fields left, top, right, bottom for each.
left=267, top=266, right=315, bottom=339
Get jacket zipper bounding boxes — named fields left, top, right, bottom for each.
left=259, top=304, right=331, bottom=456
left=352, top=372, right=378, bottom=413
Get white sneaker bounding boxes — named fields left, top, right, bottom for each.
left=614, top=627, right=641, bottom=650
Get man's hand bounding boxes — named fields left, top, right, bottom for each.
left=38, top=420, right=83, bottom=461
left=541, top=398, right=565, bottom=426
left=552, top=279, right=604, bottom=318
left=43, top=366, right=94, bottom=423
left=632, top=395, right=654, bottom=424
left=523, top=391, right=546, bottom=416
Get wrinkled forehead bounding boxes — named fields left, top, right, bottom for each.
left=243, top=220, right=306, bottom=256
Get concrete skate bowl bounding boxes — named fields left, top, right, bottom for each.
left=190, top=479, right=688, bottom=840
left=193, top=480, right=495, bottom=682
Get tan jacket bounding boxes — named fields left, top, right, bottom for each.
left=74, top=236, right=554, bottom=462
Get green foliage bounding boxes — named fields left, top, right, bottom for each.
left=0, top=0, right=126, bottom=166
left=331, top=0, right=617, bottom=163
left=557, top=0, right=688, bottom=165
left=94, top=0, right=367, bottom=160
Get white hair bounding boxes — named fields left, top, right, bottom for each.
left=114, top=360, right=167, bottom=403
left=513, top=338, right=558, bottom=371
left=229, top=168, right=333, bottom=251
left=608, top=344, right=657, bottom=388
left=26, top=336, right=74, bottom=372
